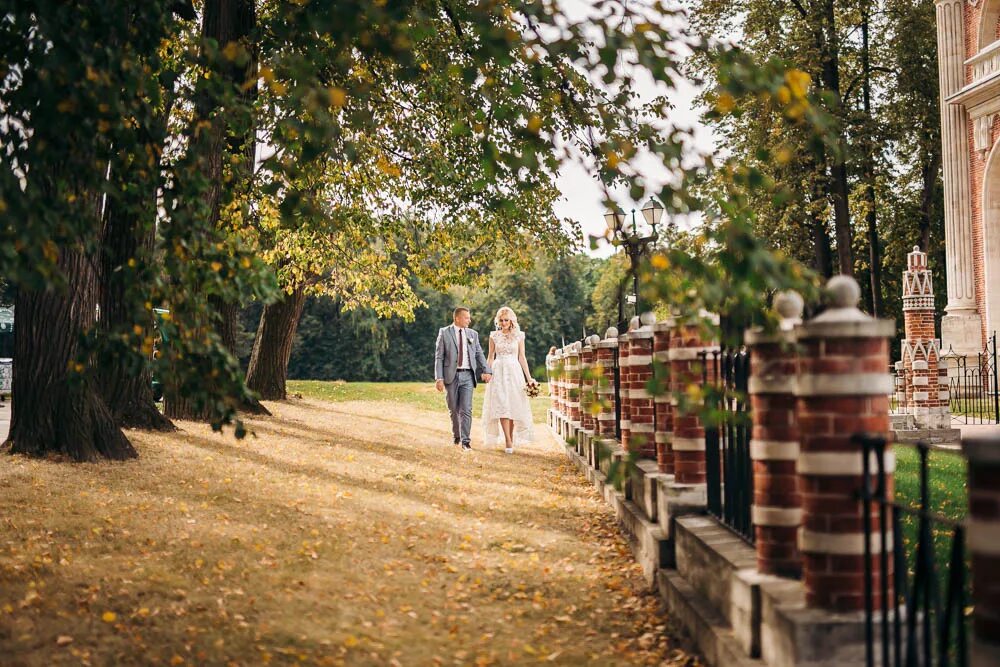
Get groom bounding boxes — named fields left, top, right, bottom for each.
left=434, top=307, right=492, bottom=451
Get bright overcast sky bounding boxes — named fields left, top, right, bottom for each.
left=551, top=0, right=717, bottom=256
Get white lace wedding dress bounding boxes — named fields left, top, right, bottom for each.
left=481, top=330, right=535, bottom=448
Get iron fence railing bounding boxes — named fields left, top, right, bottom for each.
left=703, top=346, right=754, bottom=544
left=942, top=331, right=999, bottom=425
left=612, top=344, right=622, bottom=441
left=857, top=435, right=968, bottom=667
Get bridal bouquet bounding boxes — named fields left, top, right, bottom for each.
left=524, top=382, right=540, bottom=398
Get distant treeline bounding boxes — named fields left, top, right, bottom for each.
left=239, top=253, right=623, bottom=383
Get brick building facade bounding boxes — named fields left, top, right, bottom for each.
left=936, top=0, right=1000, bottom=355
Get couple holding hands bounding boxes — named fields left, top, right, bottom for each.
left=434, top=306, right=538, bottom=454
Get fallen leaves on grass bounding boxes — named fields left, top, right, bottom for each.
left=0, top=397, right=702, bottom=665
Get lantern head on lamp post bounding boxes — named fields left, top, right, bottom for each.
left=604, top=197, right=662, bottom=320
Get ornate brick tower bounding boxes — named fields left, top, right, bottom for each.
left=899, top=246, right=952, bottom=429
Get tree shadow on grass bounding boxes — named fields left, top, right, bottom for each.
left=169, top=427, right=596, bottom=539
left=241, top=413, right=568, bottom=494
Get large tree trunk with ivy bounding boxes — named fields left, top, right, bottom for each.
left=6, top=247, right=137, bottom=461
left=97, top=198, right=175, bottom=431
left=97, top=100, right=175, bottom=431
left=167, top=0, right=266, bottom=419
left=245, top=286, right=307, bottom=400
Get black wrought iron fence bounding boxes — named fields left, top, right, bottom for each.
left=612, top=344, right=622, bottom=441
left=703, top=346, right=753, bottom=543
left=943, top=332, right=999, bottom=425
left=856, top=435, right=968, bottom=667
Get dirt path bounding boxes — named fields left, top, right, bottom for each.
left=0, top=397, right=700, bottom=666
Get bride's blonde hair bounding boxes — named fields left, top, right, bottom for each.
left=493, top=306, right=521, bottom=332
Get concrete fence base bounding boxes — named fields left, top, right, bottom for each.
left=549, top=411, right=874, bottom=667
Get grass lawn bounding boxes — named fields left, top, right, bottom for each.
left=1, top=384, right=697, bottom=666
left=892, top=443, right=969, bottom=608
left=288, top=380, right=552, bottom=425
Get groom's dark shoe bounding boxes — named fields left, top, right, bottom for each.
left=461, top=441, right=472, bottom=451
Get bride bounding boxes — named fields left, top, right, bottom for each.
left=482, top=306, right=537, bottom=454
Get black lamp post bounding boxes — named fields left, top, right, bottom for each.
left=604, top=197, right=664, bottom=319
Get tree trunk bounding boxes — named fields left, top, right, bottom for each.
left=97, top=96, right=175, bottom=431
left=167, top=0, right=263, bottom=420
left=919, top=145, right=941, bottom=253
left=806, top=155, right=835, bottom=277
left=6, top=248, right=137, bottom=461
left=818, top=0, right=853, bottom=277
left=98, top=197, right=175, bottom=431
left=245, top=286, right=307, bottom=400
left=861, top=7, right=884, bottom=317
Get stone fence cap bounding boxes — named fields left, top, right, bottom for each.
left=604, top=327, right=619, bottom=340
left=798, top=275, right=895, bottom=339
left=775, top=290, right=804, bottom=329
left=744, top=328, right=797, bottom=346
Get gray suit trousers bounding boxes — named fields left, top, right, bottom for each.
left=445, top=371, right=475, bottom=444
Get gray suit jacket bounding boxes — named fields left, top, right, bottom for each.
left=434, top=325, right=491, bottom=387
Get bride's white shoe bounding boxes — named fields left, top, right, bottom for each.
left=504, top=447, right=514, bottom=454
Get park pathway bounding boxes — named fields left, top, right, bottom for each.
left=0, top=396, right=700, bottom=666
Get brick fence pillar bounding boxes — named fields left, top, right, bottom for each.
left=653, top=318, right=675, bottom=475
left=546, top=350, right=559, bottom=427
left=628, top=313, right=657, bottom=459
left=551, top=349, right=564, bottom=421
left=963, top=432, right=1000, bottom=666
left=669, top=315, right=719, bottom=485
left=796, top=276, right=895, bottom=612
left=899, top=246, right=950, bottom=428
left=746, top=291, right=803, bottom=578
left=594, top=328, right=619, bottom=444
left=619, top=329, right=633, bottom=452
left=565, top=343, right=582, bottom=428
left=580, top=336, right=598, bottom=433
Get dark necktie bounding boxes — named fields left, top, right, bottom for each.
left=458, top=329, right=464, bottom=367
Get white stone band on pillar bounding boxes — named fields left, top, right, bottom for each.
left=799, top=529, right=892, bottom=555
left=752, top=505, right=802, bottom=527
left=797, top=451, right=896, bottom=476
left=671, top=436, right=705, bottom=452
left=968, top=520, right=1000, bottom=556
left=750, top=439, right=799, bottom=461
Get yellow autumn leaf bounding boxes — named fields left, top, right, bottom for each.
left=785, top=68, right=811, bottom=98
left=715, top=92, right=735, bottom=114
left=328, top=87, right=347, bottom=108
left=222, top=41, right=241, bottom=61
left=101, top=611, right=117, bottom=623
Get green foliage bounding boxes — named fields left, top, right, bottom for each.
left=2, top=0, right=868, bottom=448
left=685, top=0, right=946, bottom=327
left=278, top=250, right=601, bottom=382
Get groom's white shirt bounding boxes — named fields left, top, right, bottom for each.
left=453, top=325, right=470, bottom=370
